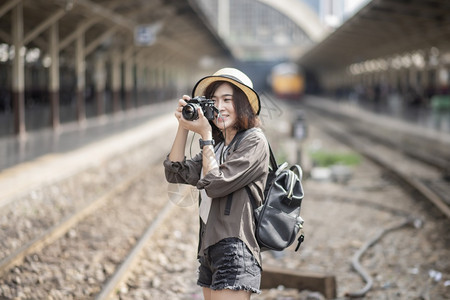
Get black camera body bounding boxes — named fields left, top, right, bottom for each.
left=182, top=96, right=216, bottom=121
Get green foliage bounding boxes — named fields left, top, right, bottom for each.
left=309, top=150, right=361, bottom=167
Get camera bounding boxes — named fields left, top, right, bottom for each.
left=182, top=96, right=217, bottom=121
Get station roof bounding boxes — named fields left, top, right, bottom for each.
left=299, top=0, right=450, bottom=71
left=0, top=0, right=230, bottom=65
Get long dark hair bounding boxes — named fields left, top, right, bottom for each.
left=204, top=81, right=260, bottom=143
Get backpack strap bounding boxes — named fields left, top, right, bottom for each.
left=268, top=145, right=278, bottom=172
left=224, top=194, right=232, bottom=215
left=245, top=186, right=258, bottom=211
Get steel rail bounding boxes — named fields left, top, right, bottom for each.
left=299, top=103, right=448, bottom=297
left=0, top=167, right=148, bottom=277
left=306, top=106, right=450, bottom=219
left=95, top=201, right=175, bottom=300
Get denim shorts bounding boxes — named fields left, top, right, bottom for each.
left=197, top=237, right=261, bottom=294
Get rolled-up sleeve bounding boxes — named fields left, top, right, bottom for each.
left=163, top=153, right=202, bottom=186
left=197, top=130, right=268, bottom=198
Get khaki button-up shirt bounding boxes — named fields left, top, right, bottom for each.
left=164, top=128, right=269, bottom=266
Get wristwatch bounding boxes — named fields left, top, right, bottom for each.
left=199, top=139, right=215, bottom=149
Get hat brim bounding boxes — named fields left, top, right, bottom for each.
left=192, top=75, right=261, bottom=115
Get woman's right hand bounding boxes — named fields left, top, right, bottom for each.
left=174, top=95, right=190, bottom=122
left=169, top=95, right=191, bottom=162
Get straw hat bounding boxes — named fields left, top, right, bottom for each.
left=192, top=68, right=261, bottom=115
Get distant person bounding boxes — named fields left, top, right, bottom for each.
left=164, top=68, right=269, bottom=299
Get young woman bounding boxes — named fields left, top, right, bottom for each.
left=163, top=68, right=269, bottom=299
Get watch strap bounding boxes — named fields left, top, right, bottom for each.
left=199, top=139, right=215, bottom=149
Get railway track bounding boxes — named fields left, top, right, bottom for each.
left=0, top=167, right=146, bottom=277
left=0, top=160, right=173, bottom=298
left=302, top=98, right=450, bottom=220
left=0, top=127, right=176, bottom=298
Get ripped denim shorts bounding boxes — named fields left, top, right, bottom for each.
left=197, top=237, right=261, bottom=294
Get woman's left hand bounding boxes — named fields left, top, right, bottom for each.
left=177, top=96, right=213, bottom=139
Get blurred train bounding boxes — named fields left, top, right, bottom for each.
left=270, top=62, right=304, bottom=99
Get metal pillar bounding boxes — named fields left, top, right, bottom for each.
left=218, top=0, right=230, bottom=38
left=136, top=59, right=144, bottom=107
left=95, top=55, right=106, bottom=116
left=12, top=2, right=25, bottom=137
left=76, top=32, right=86, bottom=124
left=124, top=52, right=134, bottom=110
left=155, top=65, right=163, bottom=102
left=49, top=22, right=60, bottom=130
left=111, top=50, right=121, bottom=113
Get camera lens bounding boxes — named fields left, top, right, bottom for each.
left=182, top=104, right=198, bottom=120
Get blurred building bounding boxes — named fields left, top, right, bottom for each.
left=301, top=0, right=369, bottom=29
left=193, top=0, right=326, bottom=61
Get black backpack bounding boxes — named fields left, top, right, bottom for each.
left=234, top=129, right=305, bottom=252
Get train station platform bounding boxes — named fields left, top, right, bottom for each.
left=0, top=100, right=177, bottom=207
left=0, top=102, right=174, bottom=171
